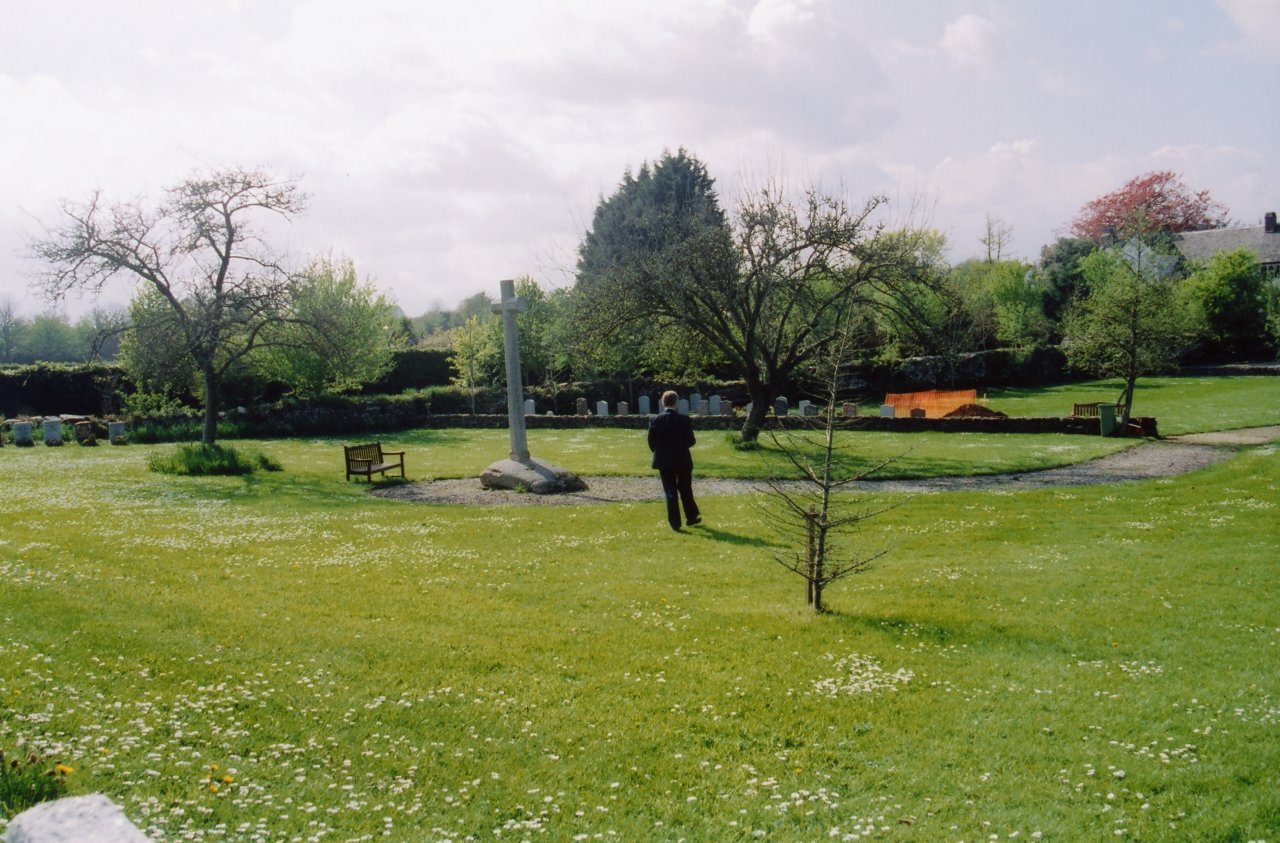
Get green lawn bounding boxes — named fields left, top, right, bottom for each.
left=376, top=428, right=1133, bottom=482
left=983, top=374, right=1280, bottom=435
left=1, top=419, right=1277, bottom=841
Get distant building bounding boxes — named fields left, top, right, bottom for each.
left=1177, top=211, right=1280, bottom=277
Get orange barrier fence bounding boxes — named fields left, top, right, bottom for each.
left=883, top=389, right=978, bottom=418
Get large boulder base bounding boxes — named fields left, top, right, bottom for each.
left=4, top=794, right=149, bottom=843
left=479, top=458, right=586, bottom=494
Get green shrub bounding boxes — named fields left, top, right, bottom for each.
left=122, top=390, right=192, bottom=417
left=147, top=443, right=282, bottom=476
left=0, top=749, right=72, bottom=819
left=727, top=431, right=762, bottom=451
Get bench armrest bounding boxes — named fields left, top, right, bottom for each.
left=380, top=450, right=405, bottom=457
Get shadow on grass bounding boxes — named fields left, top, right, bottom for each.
left=823, top=610, right=1080, bottom=656
left=687, top=525, right=782, bottom=549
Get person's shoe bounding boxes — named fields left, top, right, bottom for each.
left=686, top=516, right=702, bottom=527
left=671, top=524, right=683, bottom=532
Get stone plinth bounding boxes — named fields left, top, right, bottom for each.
left=4, top=793, right=149, bottom=843
left=479, top=458, right=587, bottom=494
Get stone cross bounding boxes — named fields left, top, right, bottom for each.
left=491, top=279, right=529, bottom=462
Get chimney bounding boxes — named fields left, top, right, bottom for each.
left=1266, top=211, right=1278, bottom=234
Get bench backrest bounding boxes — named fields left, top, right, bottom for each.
left=1073, top=402, right=1128, bottom=418
left=344, top=443, right=383, bottom=464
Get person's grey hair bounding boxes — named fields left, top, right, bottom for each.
left=661, top=390, right=679, bottom=408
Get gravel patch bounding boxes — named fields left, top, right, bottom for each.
left=369, top=426, right=1279, bottom=506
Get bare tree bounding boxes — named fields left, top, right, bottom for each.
left=29, top=168, right=306, bottom=444
left=0, top=298, right=24, bottom=363
left=980, top=212, right=1014, bottom=262
left=758, top=315, right=901, bottom=612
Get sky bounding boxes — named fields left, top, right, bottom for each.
left=2, top=0, right=1278, bottom=319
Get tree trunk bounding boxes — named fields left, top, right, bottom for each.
left=739, top=383, right=774, bottom=442
left=201, top=367, right=220, bottom=446
left=806, top=505, right=816, bottom=606
left=1118, top=375, right=1136, bottom=433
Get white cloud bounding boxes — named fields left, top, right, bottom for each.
left=990, top=139, right=1039, bottom=157
left=939, top=14, right=998, bottom=70
left=1, top=2, right=1277, bottom=318
left=1217, top=0, right=1280, bottom=60
left=747, top=0, right=819, bottom=44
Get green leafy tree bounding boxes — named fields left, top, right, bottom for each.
left=1179, top=248, right=1271, bottom=362
left=1063, top=248, right=1185, bottom=431
left=31, top=168, right=306, bottom=444
left=989, top=263, right=1051, bottom=349
left=118, top=287, right=199, bottom=401
left=18, top=313, right=83, bottom=362
left=448, top=314, right=498, bottom=413
left=0, top=299, right=27, bottom=363
left=255, top=255, right=402, bottom=395
left=576, top=149, right=937, bottom=440
left=1034, top=237, right=1097, bottom=326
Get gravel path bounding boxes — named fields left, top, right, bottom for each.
left=370, top=425, right=1280, bottom=506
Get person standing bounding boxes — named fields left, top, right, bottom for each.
left=648, top=390, right=701, bottom=531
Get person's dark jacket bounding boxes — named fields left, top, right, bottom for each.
left=648, top=408, right=696, bottom=472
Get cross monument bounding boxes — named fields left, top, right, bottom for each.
left=492, top=278, right=529, bottom=462
left=478, top=278, right=585, bottom=494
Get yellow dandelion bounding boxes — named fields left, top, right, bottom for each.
left=54, top=764, right=75, bottom=775
left=208, top=783, right=220, bottom=793
left=222, top=775, right=234, bottom=784
left=209, top=763, right=219, bottom=771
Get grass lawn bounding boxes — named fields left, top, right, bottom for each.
left=372, top=428, right=1132, bottom=482
left=0, top=424, right=1276, bottom=841
left=982, top=375, right=1280, bottom=435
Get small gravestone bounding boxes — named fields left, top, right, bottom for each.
left=13, top=421, right=34, bottom=446
left=722, top=400, right=734, bottom=416
left=617, top=401, right=629, bottom=415
left=689, top=393, right=702, bottom=413
left=575, top=397, right=589, bottom=416
left=638, top=395, right=651, bottom=415
left=596, top=400, right=609, bottom=417
left=774, top=397, right=788, bottom=416
left=43, top=418, right=63, bottom=446
left=910, top=407, right=925, bottom=419
left=802, top=402, right=818, bottom=417
left=880, top=404, right=895, bottom=418
left=108, top=421, right=127, bottom=445
left=745, top=402, right=753, bottom=416
left=75, top=421, right=97, bottom=446
left=677, top=398, right=690, bottom=415
left=523, top=398, right=535, bottom=415
left=842, top=402, right=858, bottom=418
left=698, top=399, right=710, bottom=415
left=709, top=395, right=721, bottom=415
left=798, top=400, right=811, bottom=415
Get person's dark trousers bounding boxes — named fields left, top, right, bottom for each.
left=659, top=468, right=700, bottom=530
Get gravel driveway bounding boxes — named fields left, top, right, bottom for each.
left=370, top=426, right=1279, bottom=506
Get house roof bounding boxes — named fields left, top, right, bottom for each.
left=1177, top=224, right=1280, bottom=267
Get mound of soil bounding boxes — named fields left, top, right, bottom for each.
left=942, top=403, right=1008, bottom=419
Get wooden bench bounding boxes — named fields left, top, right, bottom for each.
left=343, top=443, right=406, bottom=482
left=1072, top=402, right=1128, bottom=419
